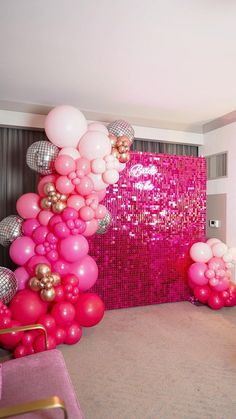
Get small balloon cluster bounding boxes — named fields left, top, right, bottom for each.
left=0, top=105, right=134, bottom=357
left=188, top=238, right=236, bottom=310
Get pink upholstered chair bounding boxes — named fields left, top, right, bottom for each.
left=0, top=326, right=84, bottom=418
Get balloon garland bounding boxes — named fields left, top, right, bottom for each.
left=188, top=238, right=236, bottom=309
left=0, top=105, right=134, bottom=357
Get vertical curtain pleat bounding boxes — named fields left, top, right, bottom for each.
left=0, top=127, right=47, bottom=269
left=132, top=139, right=198, bottom=156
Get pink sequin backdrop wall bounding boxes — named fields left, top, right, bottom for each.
left=89, top=152, right=206, bottom=310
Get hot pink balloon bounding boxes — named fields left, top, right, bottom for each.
left=14, top=267, right=29, bottom=290
left=70, top=255, right=98, bottom=291
left=32, top=226, right=48, bottom=244
left=10, top=237, right=35, bottom=265
left=26, top=255, right=51, bottom=275
left=45, top=105, right=87, bottom=148
left=214, top=277, right=230, bottom=292
left=58, top=235, right=89, bottom=262
left=78, top=131, right=111, bottom=160
left=188, top=262, right=208, bottom=286
left=54, top=155, right=76, bottom=175
left=22, top=219, right=40, bottom=236
left=52, top=259, right=70, bottom=276
left=16, top=193, right=41, bottom=219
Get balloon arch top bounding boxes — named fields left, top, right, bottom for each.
left=0, top=105, right=134, bottom=357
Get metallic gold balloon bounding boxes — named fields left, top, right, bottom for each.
left=40, top=288, right=56, bottom=302
left=51, top=273, right=61, bottom=285
left=41, top=197, right=52, bottom=209
left=36, top=264, right=51, bottom=278
left=44, top=182, right=56, bottom=195
left=53, top=201, right=66, bottom=213
left=119, top=152, right=130, bottom=163
left=29, top=277, right=41, bottom=291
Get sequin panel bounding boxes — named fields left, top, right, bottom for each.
left=89, top=152, right=206, bottom=310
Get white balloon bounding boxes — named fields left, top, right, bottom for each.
left=223, top=252, right=233, bottom=263
left=103, top=169, right=119, bottom=185
left=190, top=242, right=213, bottom=263
left=88, top=122, right=109, bottom=135
left=212, top=242, right=228, bottom=258
left=206, top=238, right=221, bottom=247
left=59, top=147, right=80, bottom=160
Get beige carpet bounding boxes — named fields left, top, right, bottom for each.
left=60, top=302, right=236, bottom=419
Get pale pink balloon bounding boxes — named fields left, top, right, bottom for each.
left=26, top=255, right=51, bottom=275
left=59, top=147, right=80, bottom=160
left=88, top=122, right=109, bottom=135
left=95, top=205, right=107, bottom=219
left=102, top=169, right=119, bottom=184
left=206, top=238, right=221, bottom=247
left=209, top=277, right=219, bottom=287
left=215, top=269, right=226, bottom=278
left=16, top=193, right=41, bottom=219
left=188, top=262, right=208, bottom=285
left=212, top=242, right=228, bottom=258
left=70, top=255, right=98, bottom=291
left=22, top=219, right=40, bottom=236
left=58, top=235, right=89, bottom=262
left=83, top=219, right=98, bottom=237
left=10, top=237, right=35, bottom=265
left=45, top=105, right=87, bottom=148
left=96, top=189, right=107, bottom=202
left=78, top=131, right=111, bottom=160
left=56, top=176, right=74, bottom=194
left=205, top=269, right=215, bottom=279
left=208, top=257, right=225, bottom=271
left=67, top=195, right=85, bottom=211
left=91, top=158, right=106, bottom=174
left=14, top=267, right=29, bottom=290
left=118, top=162, right=126, bottom=172
left=75, top=176, right=94, bottom=196
left=79, top=206, right=95, bottom=221
left=38, top=210, right=54, bottom=226
left=54, top=155, right=76, bottom=175
left=190, top=242, right=212, bottom=263
left=38, top=175, right=57, bottom=196
left=88, top=173, right=107, bottom=191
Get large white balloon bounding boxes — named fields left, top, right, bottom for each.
left=78, top=131, right=111, bottom=160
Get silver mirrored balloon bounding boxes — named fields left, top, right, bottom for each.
left=0, top=267, right=17, bottom=304
left=107, top=120, right=135, bottom=143
left=0, top=215, right=23, bottom=247
left=26, top=141, right=59, bottom=175
left=96, top=211, right=112, bottom=235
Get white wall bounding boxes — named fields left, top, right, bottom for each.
left=0, top=110, right=204, bottom=145
left=200, top=122, right=236, bottom=246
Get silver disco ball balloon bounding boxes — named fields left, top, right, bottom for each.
left=0, top=215, right=23, bottom=247
left=0, top=267, right=17, bottom=304
left=26, top=140, right=59, bottom=175
left=107, top=120, right=135, bottom=143
left=96, top=211, right=112, bottom=235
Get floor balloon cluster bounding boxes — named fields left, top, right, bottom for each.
left=0, top=105, right=134, bottom=357
left=188, top=238, right=236, bottom=309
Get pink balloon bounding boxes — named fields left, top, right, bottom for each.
left=70, top=255, right=98, bottom=291
left=96, top=189, right=107, bottom=202
left=16, top=193, right=41, bottom=219
left=102, top=169, right=119, bottom=184
left=58, top=235, right=89, bottom=262
left=188, top=262, right=208, bottom=286
left=79, top=206, right=95, bottom=221
left=76, top=157, right=91, bottom=175
left=88, top=122, right=109, bottom=135
left=38, top=175, right=57, bottom=196
left=78, top=131, right=111, bottom=160
left=54, top=155, right=76, bottom=175
left=64, top=322, right=82, bottom=345
left=56, top=176, right=74, bottom=194
left=10, top=290, right=48, bottom=325
left=208, top=257, right=225, bottom=271
left=67, top=195, right=85, bottom=211
left=83, top=219, right=98, bottom=237
left=52, top=259, right=70, bottom=276
left=14, top=267, right=29, bottom=290
left=118, top=162, right=126, bottom=172
left=95, top=205, right=107, bottom=219
left=75, top=176, right=94, bottom=196
left=10, top=237, right=35, bottom=265
left=38, top=210, right=54, bottom=226
left=22, top=219, right=40, bottom=236
left=205, top=269, right=215, bottom=279
left=59, top=147, right=80, bottom=160
left=26, top=255, right=51, bottom=275
left=214, top=277, right=230, bottom=292
left=45, top=105, right=87, bottom=148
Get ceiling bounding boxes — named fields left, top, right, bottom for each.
left=1, top=0, right=236, bottom=132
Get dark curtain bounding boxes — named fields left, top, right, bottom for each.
left=132, top=139, right=198, bottom=156
left=0, top=127, right=47, bottom=269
